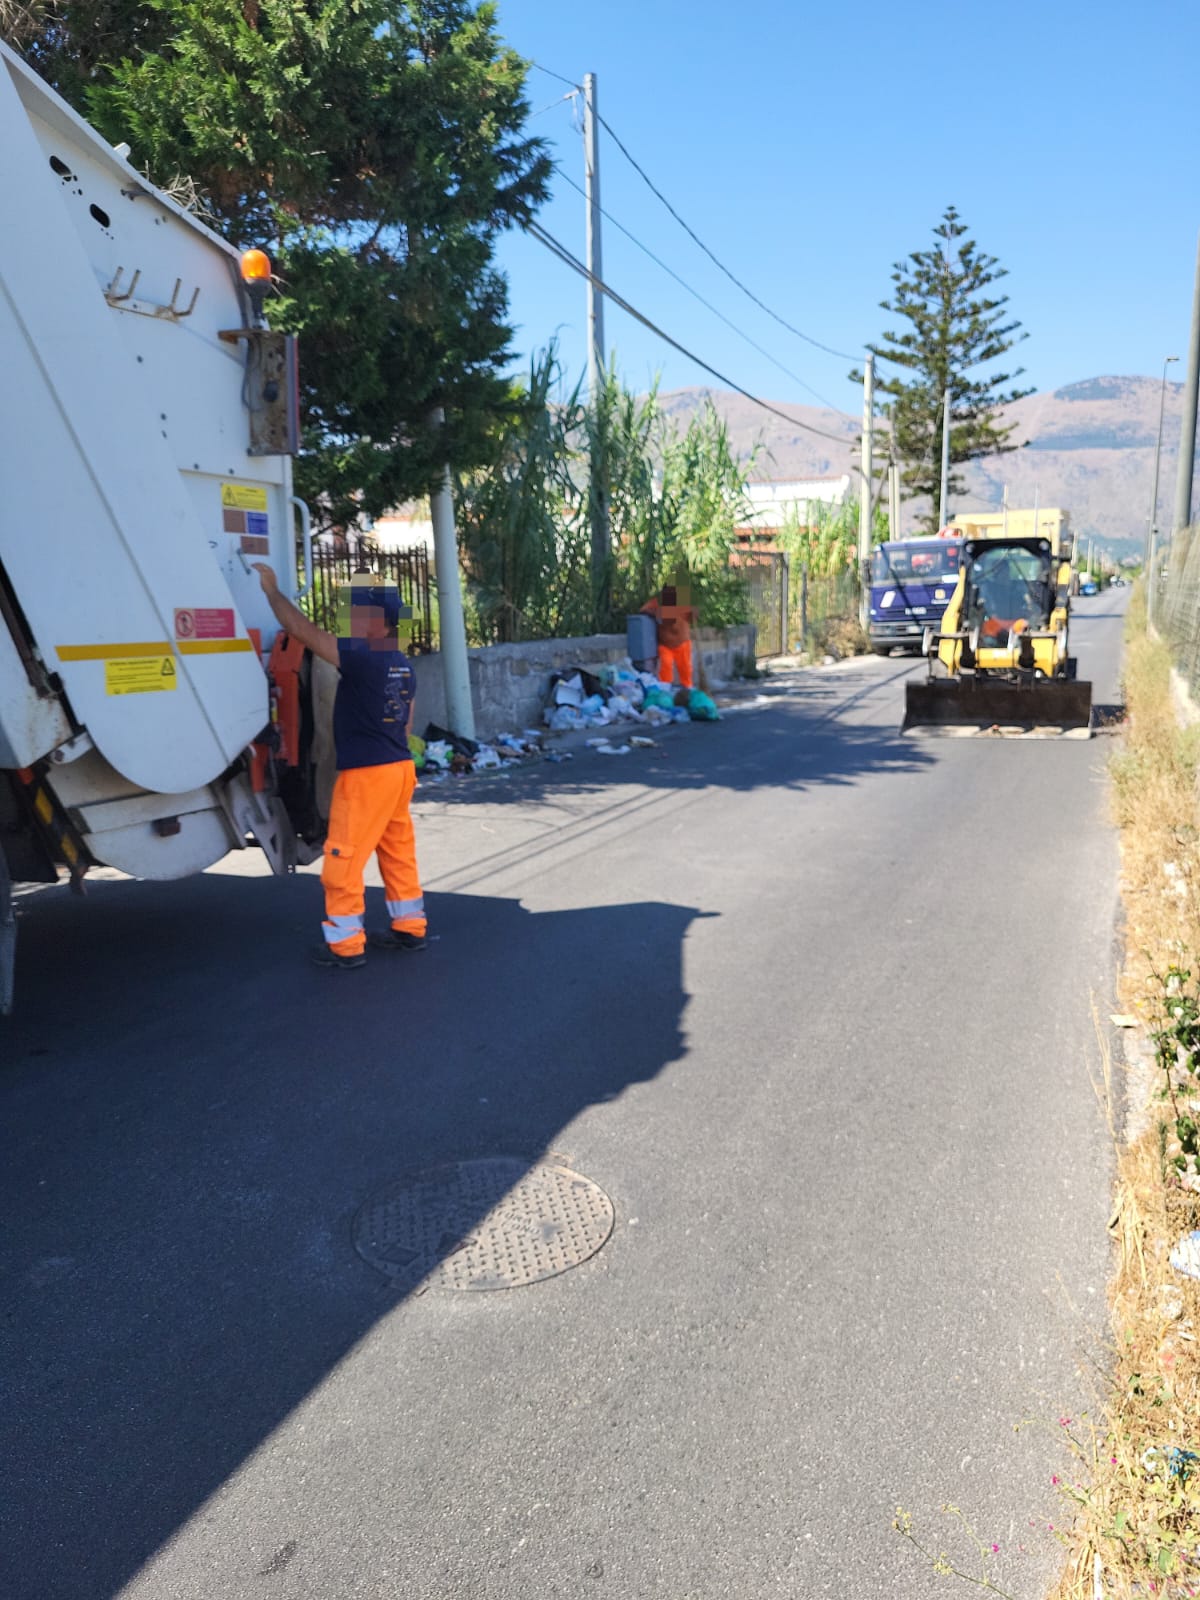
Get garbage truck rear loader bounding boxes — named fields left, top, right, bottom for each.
left=0, top=42, right=332, bottom=1013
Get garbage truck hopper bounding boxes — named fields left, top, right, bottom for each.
left=0, top=39, right=338, bottom=1014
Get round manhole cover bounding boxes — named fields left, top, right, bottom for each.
left=354, top=1158, right=615, bottom=1291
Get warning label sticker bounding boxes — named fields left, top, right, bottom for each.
left=221, top=484, right=269, bottom=513
left=175, top=607, right=235, bottom=640
left=105, top=656, right=178, bottom=695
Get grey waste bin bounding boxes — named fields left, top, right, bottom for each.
left=626, top=613, right=658, bottom=672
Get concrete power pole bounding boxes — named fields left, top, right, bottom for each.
left=428, top=405, right=476, bottom=740
left=583, top=72, right=610, bottom=614
left=1173, top=231, right=1200, bottom=539
left=938, top=387, right=951, bottom=529
left=888, top=462, right=901, bottom=541
left=858, top=355, right=875, bottom=565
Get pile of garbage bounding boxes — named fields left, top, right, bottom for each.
left=406, top=662, right=720, bottom=782
left=409, top=724, right=550, bottom=780
left=545, top=664, right=720, bottom=731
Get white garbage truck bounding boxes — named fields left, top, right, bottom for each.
left=0, top=40, right=335, bottom=1013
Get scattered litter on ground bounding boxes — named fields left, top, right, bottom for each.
left=630, top=736, right=656, bottom=748
left=1110, top=1013, right=1139, bottom=1028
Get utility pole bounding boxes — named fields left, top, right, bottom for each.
left=1173, top=231, right=1200, bottom=539
left=938, top=387, right=951, bottom=528
left=857, top=356, right=875, bottom=629
left=428, top=405, right=476, bottom=740
left=583, top=71, right=610, bottom=616
left=888, top=462, right=901, bottom=541
left=857, top=355, right=875, bottom=566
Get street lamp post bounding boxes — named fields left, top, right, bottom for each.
left=1148, top=354, right=1180, bottom=616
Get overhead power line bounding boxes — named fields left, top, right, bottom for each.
left=529, top=61, right=582, bottom=90
left=554, top=165, right=849, bottom=413
left=524, top=220, right=860, bottom=448
left=594, top=113, right=864, bottom=365
left=529, top=63, right=867, bottom=367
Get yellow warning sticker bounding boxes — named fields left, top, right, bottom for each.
left=221, top=483, right=269, bottom=513
left=105, top=656, right=178, bottom=695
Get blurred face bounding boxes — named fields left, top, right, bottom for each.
left=350, top=605, right=392, bottom=644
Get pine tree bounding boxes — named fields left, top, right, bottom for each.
left=2, top=0, right=552, bottom=530
left=856, top=206, right=1032, bottom=531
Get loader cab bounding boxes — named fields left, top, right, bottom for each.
left=867, top=537, right=963, bottom=656
left=963, top=540, right=1056, bottom=643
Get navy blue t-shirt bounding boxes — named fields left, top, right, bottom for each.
left=333, top=639, right=416, bottom=770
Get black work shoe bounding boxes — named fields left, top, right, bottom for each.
left=311, top=945, right=367, bottom=969
left=368, top=929, right=428, bottom=953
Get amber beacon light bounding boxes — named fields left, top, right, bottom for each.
left=240, top=248, right=272, bottom=321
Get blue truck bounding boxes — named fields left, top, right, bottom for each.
left=867, top=536, right=964, bottom=656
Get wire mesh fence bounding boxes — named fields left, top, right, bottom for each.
left=738, top=551, right=789, bottom=656
left=793, top=567, right=862, bottom=656
left=1153, top=526, right=1200, bottom=695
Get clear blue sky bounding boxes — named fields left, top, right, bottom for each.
left=492, top=0, right=1200, bottom=414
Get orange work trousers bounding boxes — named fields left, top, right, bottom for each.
left=657, top=640, right=693, bottom=689
left=321, top=761, right=425, bottom=957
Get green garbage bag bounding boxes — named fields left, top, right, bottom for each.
left=687, top=689, right=720, bottom=721
left=642, top=685, right=675, bottom=711
left=408, top=733, right=426, bottom=769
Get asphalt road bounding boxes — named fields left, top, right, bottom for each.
left=2, top=591, right=1127, bottom=1599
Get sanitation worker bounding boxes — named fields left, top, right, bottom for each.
left=253, top=564, right=427, bottom=970
left=640, top=581, right=696, bottom=689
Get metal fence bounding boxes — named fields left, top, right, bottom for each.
left=1155, top=525, right=1200, bottom=692
left=793, top=566, right=862, bottom=655
left=302, top=539, right=436, bottom=655
left=739, top=551, right=789, bottom=657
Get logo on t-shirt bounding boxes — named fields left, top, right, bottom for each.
left=382, top=662, right=414, bottom=724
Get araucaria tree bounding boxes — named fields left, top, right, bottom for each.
left=2, top=0, right=552, bottom=530
left=860, top=205, right=1031, bottom=530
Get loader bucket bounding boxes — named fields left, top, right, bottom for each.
left=902, top=676, right=1093, bottom=738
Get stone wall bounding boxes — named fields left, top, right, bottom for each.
left=410, top=623, right=756, bottom=741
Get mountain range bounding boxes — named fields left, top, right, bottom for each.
left=660, top=375, right=1193, bottom=555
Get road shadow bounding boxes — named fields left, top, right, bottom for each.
left=1, top=876, right=701, bottom=1599
left=422, top=669, right=936, bottom=809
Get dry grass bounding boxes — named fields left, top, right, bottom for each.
left=1046, top=586, right=1200, bottom=1599
left=799, top=613, right=870, bottom=661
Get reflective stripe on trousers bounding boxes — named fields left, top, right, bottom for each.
left=386, top=897, right=425, bottom=920
left=322, top=761, right=426, bottom=956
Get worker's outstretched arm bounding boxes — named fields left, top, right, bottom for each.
left=253, top=563, right=339, bottom=667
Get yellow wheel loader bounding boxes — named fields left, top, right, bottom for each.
left=901, top=537, right=1093, bottom=737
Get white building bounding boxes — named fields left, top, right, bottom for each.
left=370, top=501, right=434, bottom=552
left=741, top=476, right=850, bottom=533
